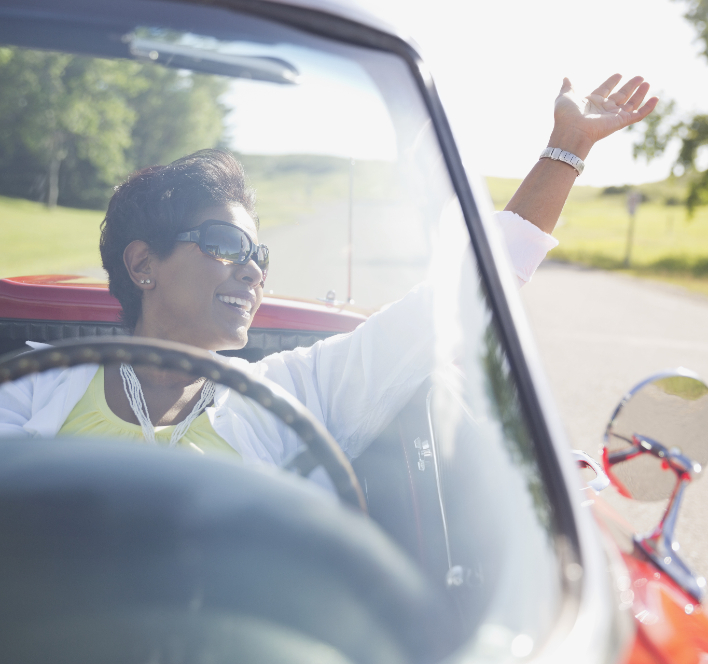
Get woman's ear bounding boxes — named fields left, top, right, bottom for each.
left=123, top=240, right=155, bottom=289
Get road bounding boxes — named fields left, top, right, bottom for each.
left=521, top=262, right=708, bottom=581
left=258, top=199, right=430, bottom=311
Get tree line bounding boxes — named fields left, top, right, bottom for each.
left=632, top=0, right=708, bottom=215
left=0, top=46, right=228, bottom=210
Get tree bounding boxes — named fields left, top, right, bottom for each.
left=0, top=48, right=138, bottom=207
left=632, top=0, right=708, bottom=215
left=0, top=46, right=228, bottom=209
left=127, top=66, right=227, bottom=170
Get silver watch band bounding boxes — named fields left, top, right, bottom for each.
left=539, top=146, right=585, bottom=176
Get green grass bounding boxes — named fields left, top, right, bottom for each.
left=0, top=196, right=104, bottom=278
left=0, top=156, right=401, bottom=278
left=486, top=175, right=708, bottom=297
left=654, top=376, right=708, bottom=400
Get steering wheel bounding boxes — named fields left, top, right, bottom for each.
left=0, top=336, right=366, bottom=512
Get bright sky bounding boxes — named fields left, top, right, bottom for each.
left=362, top=0, right=708, bottom=186
left=223, top=48, right=398, bottom=161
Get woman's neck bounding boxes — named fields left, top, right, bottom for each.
left=130, top=319, right=208, bottom=390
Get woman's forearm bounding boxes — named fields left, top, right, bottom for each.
left=504, top=128, right=593, bottom=234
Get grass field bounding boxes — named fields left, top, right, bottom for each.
left=0, top=196, right=105, bottom=278
left=4, top=165, right=708, bottom=298
left=0, top=156, right=401, bottom=279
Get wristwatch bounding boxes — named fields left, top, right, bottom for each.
left=539, top=147, right=585, bottom=176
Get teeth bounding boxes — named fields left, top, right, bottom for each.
left=217, top=294, right=252, bottom=312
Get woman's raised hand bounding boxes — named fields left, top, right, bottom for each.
left=505, top=74, right=658, bottom=234
left=550, top=74, right=658, bottom=159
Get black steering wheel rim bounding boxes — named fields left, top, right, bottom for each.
left=0, top=336, right=366, bottom=512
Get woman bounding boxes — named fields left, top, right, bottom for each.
left=0, top=74, right=657, bottom=465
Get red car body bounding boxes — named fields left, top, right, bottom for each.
left=0, top=275, right=366, bottom=332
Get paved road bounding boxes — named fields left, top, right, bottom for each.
left=258, top=200, right=429, bottom=311
left=521, top=262, right=708, bottom=580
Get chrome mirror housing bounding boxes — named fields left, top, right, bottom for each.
left=573, top=450, right=610, bottom=493
left=602, top=370, right=708, bottom=601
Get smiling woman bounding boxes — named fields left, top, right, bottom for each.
left=52, top=149, right=268, bottom=447
left=99, top=150, right=260, bottom=338
left=124, top=200, right=263, bottom=351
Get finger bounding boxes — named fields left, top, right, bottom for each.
left=608, top=75, right=645, bottom=105
left=558, top=76, right=572, bottom=95
left=631, top=96, right=659, bottom=123
left=590, top=73, right=622, bottom=99
left=623, top=81, right=650, bottom=111
left=622, top=96, right=659, bottom=128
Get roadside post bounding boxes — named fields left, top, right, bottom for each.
left=624, top=191, right=642, bottom=268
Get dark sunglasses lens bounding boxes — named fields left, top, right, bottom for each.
left=203, top=225, right=250, bottom=263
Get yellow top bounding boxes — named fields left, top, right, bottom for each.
left=58, top=366, right=240, bottom=458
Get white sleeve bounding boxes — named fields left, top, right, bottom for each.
left=495, top=210, right=558, bottom=287
left=257, top=212, right=557, bottom=459
left=0, top=375, right=34, bottom=439
left=0, top=342, right=58, bottom=439
left=258, top=282, right=434, bottom=460
left=0, top=360, right=98, bottom=440
left=0, top=342, right=39, bottom=438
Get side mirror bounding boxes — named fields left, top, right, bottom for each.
left=602, top=370, right=708, bottom=601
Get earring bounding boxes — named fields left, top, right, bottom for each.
left=146, top=279, right=151, bottom=284
left=140, top=279, right=145, bottom=284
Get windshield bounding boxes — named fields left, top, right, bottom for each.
left=0, top=1, right=565, bottom=660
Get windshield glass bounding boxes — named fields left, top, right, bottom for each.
left=0, top=2, right=565, bottom=660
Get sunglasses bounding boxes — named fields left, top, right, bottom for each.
left=176, top=220, right=269, bottom=279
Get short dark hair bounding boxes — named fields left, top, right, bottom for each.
left=100, top=149, right=258, bottom=331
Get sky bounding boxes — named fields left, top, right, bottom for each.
left=223, top=50, right=399, bottom=161
left=360, top=0, right=708, bottom=186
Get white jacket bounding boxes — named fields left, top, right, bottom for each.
left=0, top=212, right=557, bottom=464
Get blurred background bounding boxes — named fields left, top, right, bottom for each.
left=4, top=0, right=708, bottom=291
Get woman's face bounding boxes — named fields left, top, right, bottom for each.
left=140, top=202, right=264, bottom=351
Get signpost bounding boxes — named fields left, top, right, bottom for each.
left=624, top=191, right=642, bottom=268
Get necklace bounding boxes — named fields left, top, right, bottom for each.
left=119, top=363, right=216, bottom=448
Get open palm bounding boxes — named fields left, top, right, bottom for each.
left=555, top=74, right=658, bottom=145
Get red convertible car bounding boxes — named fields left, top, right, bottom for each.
left=1, top=0, right=707, bottom=663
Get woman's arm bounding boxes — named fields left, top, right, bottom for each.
left=0, top=376, right=34, bottom=438
left=505, top=75, right=658, bottom=234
